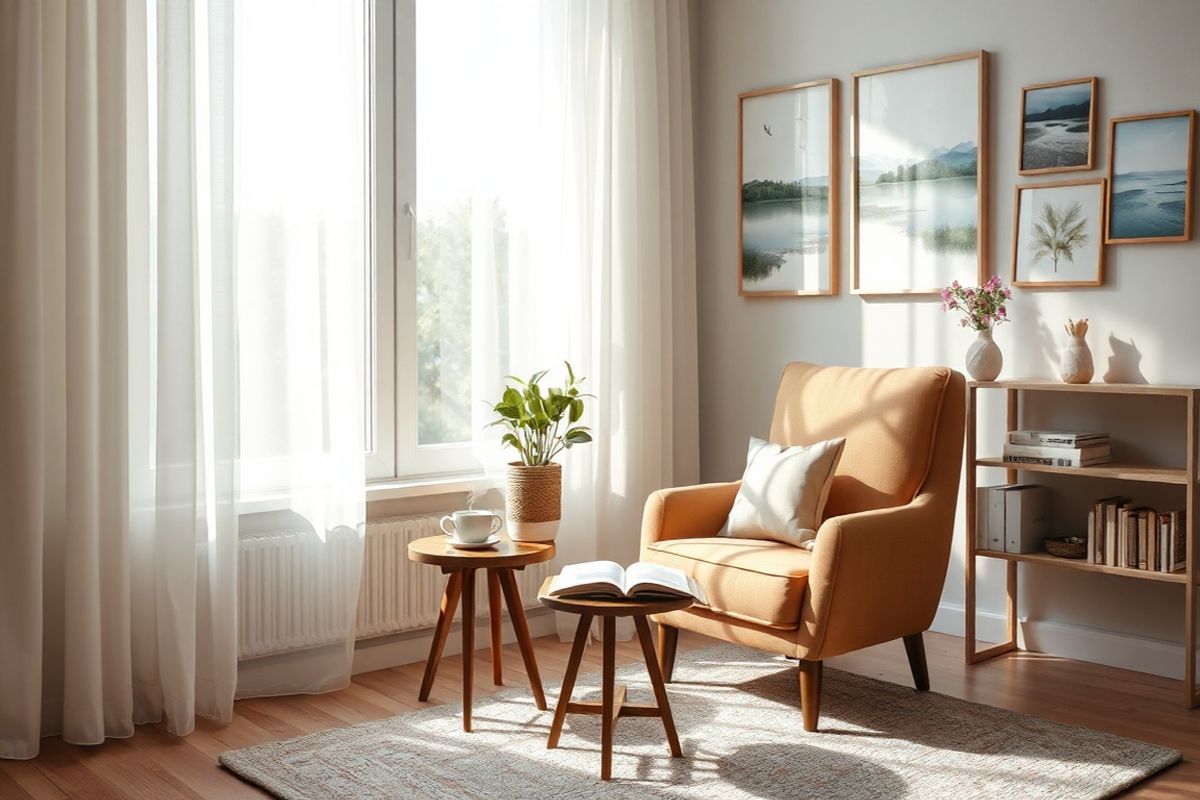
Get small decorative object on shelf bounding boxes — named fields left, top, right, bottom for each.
left=1060, top=318, right=1094, bottom=384
left=941, top=276, right=1012, bottom=381
left=1044, top=536, right=1087, bottom=559
left=488, top=362, right=593, bottom=542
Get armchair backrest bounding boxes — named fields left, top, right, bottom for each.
left=768, top=362, right=961, bottom=519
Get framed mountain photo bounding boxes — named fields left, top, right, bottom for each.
left=1012, top=179, right=1105, bottom=288
left=738, top=78, right=839, bottom=297
left=1019, top=77, right=1097, bottom=175
left=852, top=51, right=988, bottom=295
left=1106, top=110, right=1195, bottom=244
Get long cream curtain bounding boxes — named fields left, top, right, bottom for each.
left=453, top=0, right=700, bottom=590
left=0, top=0, right=367, bottom=759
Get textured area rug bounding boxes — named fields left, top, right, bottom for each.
left=221, top=644, right=1179, bottom=799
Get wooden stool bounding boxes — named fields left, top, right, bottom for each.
left=408, top=535, right=555, bottom=732
left=538, top=577, right=693, bottom=780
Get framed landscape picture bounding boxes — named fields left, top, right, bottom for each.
left=852, top=51, right=987, bottom=295
left=1018, top=77, right=1097, bottom=175
left=1106, top=110, right=1195, bottom=244
left=739, top=78, right=839, bottom=297
left=1011, top=179, right=1105, bottom=288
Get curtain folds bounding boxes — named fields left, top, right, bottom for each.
left=467, top=0, right=699, bottom=550
left=0, top=0, right=367, bottom=759
left=453, top=0, right=700, bottom=639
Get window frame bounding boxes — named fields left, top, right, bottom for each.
left=367, top=0, right=482, bottom=482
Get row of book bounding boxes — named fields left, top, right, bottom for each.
left=1002, top=430, right=1112, bottom=468
left=1088, top=498, right=1185, bottom=573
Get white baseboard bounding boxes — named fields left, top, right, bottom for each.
left=931, top=602, right=1186, bottom=680
left=351, top=606, right=559, bottom=675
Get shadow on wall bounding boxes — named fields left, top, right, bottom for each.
left=1102, top=335, right=1147, bottom=384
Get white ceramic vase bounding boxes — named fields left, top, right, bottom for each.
left=1060, top=334, right=1094, bottom=384
left=965, top=328, right=1003, bottom=382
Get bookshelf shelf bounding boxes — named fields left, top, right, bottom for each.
left=975, top=549, right=1189, bottom=584
left=975, top=458, right=1189, bottom=485
left=969, top=379, right=1197, bottom=397
left=965, top=379, right=1200, bottom=708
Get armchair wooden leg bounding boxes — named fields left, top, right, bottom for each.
left=657, top=623, right=678, bottom=683
left=797, top=659, right=822, bottom=732
left=903, top=632, right=930, bottom=692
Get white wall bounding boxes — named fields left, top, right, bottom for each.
left=692, top=0, right=1200, bottom=674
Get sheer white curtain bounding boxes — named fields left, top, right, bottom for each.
left=448, top=0, right=700, bottom=577
left=0, top=0, right=366, bottom=759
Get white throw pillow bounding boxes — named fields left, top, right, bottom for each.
left=719, top=436, right=845, bottom=548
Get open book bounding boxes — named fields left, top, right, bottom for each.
left=546, top=561, right=707, bottom=604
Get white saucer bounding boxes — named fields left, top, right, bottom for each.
left=446, top=533, right=501, bottom=550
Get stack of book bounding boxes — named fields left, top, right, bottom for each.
left=1003, top=430, right=1112, bottom=467
left=1088, top=497, right=1186, bottom=573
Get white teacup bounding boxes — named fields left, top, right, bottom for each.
left=440, top=510, right=502, bottom=544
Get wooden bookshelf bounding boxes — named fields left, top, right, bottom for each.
left=965, top=380, right=1200, bottom=708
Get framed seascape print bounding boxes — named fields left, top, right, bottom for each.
left=1011, top=179, right=1105, bottom=288
left=852, top=51, right=987, bottom=295
left=1018, top=77, right=1097, bottom=175
left=1106, top=110, right=1195, bottom=244
left=739, top=78, right=839, bottom=297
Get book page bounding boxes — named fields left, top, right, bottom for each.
left=548, top=560, right=625, bottom=597
left=625, top=562, right=707, bottom=604
left=625, top=562, right=689, bottom=594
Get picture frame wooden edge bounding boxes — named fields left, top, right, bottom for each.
left=1016, top=76, right=1098, bottom=176
left=1104, top=109, right=1196, bottom=245
left=738, top=77, right=840, bottom=298
left=1010, top=177, right=1107, bottom=289
left=851, top=50, right=989, bottom=295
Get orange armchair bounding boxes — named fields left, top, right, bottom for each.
left=641, top=362, right=966, bottom=731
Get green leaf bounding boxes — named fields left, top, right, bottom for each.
left=564, top=428, right=592, bottom=444
left=564, top=360, right=576, bottom=384
left=569, top=398, right=583, bottom=423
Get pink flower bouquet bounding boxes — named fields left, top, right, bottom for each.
left=940, top=276, right=1012, bottom=332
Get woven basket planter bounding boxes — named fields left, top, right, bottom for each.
left=505, top=462, right=562, bottom=542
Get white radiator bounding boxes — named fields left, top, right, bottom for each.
left=238, top=514, right=552, bottom=660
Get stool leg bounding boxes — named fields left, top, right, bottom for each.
left=461, top=568, right=476, bottom=732
left=418, top=571, right=462, bottom=701
left=488, top=570, right=503, bottom=686
left=547, top=613, right=592, bottom=749
left=635, top=615, right=682, bottom=757
left=601, top=616, right=616, bottom=781
left=498, top=568, right=547, bottom=709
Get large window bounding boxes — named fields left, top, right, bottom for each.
left=368, top=0, right=510, bottom=480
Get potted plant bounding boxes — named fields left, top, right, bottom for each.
left=940, top=276, right=1012, bottom=382
left=488, top=362, right=593, bottom=542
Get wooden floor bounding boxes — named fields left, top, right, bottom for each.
left=1, top=630, right=1196, bottom=798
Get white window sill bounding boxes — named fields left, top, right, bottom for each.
left=233, top=473, right=499, bottom=517
left=366, top=471, right=499, bottom=502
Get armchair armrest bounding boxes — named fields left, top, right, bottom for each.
left=803, top=492, right=955, bottom=660
left=640, top=481, right=740, bottom=551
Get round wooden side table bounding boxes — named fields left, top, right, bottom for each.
left=408, top=535, right=555, bottom=732
left=537, top=577, right=693, bottom=781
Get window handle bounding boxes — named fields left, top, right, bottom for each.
left=402, top=202, right=415, bottom=261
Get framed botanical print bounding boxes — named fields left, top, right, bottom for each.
left=1106, top=110, right=1195, bottom=244
left=738, top=78, right=839, bottom=296
left=1011, top=179, right=1105, bottom=288
left=852, top=51, right=988, bottom=295
left=1018, top=77, right=1097, bottom=175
